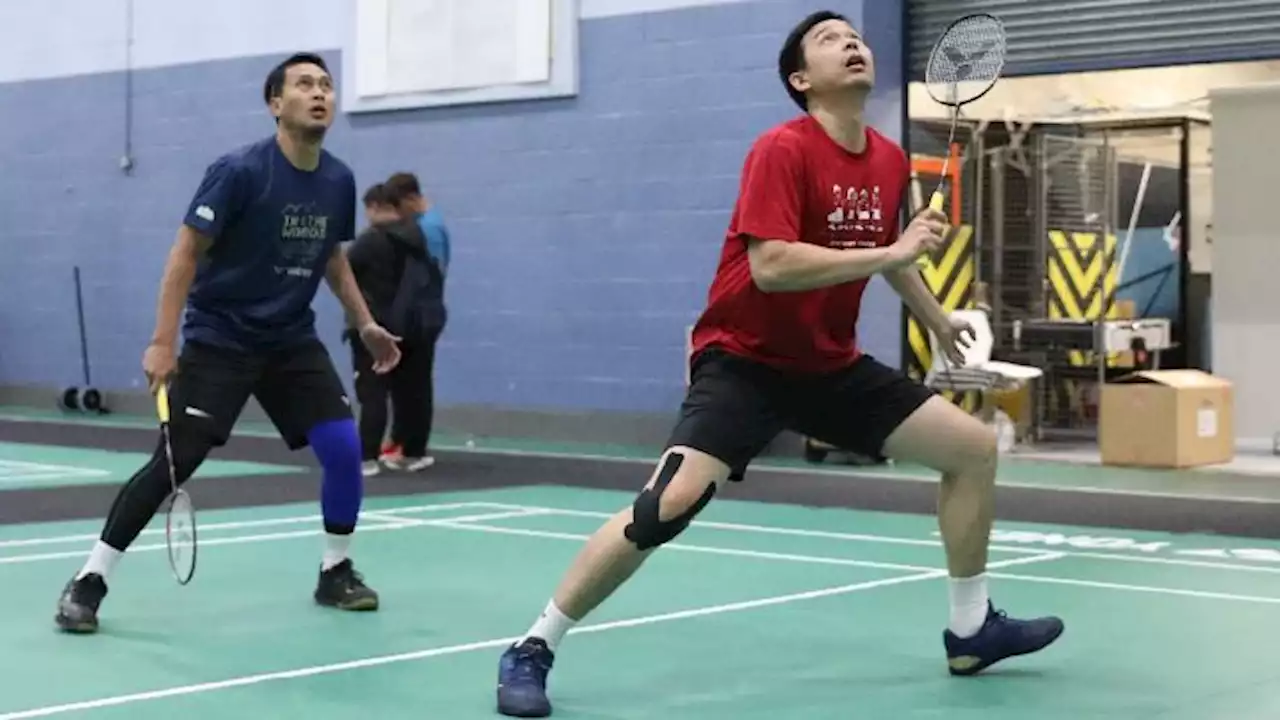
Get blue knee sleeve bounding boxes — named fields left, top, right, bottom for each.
left=308, top=418, right=363, bottom=534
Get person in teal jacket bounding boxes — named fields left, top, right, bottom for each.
left=378, top=171, right=449, bottom=470
left=389, top=171, right=450, bottom=273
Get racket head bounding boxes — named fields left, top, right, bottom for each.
left=925, top=13, right=1006, bottom=107
left=166, top=489, right=197, bottom=585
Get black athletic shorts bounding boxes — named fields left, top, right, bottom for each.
left=667, top=346, right=936, bottom=481
left=167, top=338, right=352, bottom=450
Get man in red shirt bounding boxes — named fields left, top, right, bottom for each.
left=495, top=11, right=1064, bottom=716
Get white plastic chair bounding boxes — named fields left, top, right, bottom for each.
left=924, top=309, right=1042, bottom=393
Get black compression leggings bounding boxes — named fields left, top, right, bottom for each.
left=99, top=426, right=213, bottom=551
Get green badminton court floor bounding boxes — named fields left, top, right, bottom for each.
left=1, top=484, right=1278, bottom=719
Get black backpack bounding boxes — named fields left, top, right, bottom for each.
left=385, top=247, right=447, bottom=345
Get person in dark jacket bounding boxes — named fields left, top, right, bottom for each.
left=346, top=183, right=441, bottom=475
left=375, top=172, right=451, bottom=466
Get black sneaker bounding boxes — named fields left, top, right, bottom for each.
left=55, top=573, right=108, bottom=634
left=314, top=558, right=379, bottom=611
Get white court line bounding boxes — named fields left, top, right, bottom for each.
left=431, top=518, right=1065, bottom=574
left=6, top=497, right=1280, bottom=577
left=0, top=568, right=961, bottom=719
left=428, top=502, right=1280, bottom=575
left=6, top=501, right=1273, bottom=605
left=388, top=503, right=1038, bottom=553
left=0, top=474, right=104, bottom=485
left=0, top=472, right=101, bottom=481
left=436, top=520, right=1280, bottom=604
left=360, top=511, right=429, bottom=528
left=989, top=572, right=1280, bottom=605
left=0, top=470, right=108, bottom=480
left=0, top=459, right=108, bottom=476
left=0, top=501, right=1034, bottom=577
left=1040, top=550, right=1280, bottom=575
left=0, top=501, right=502, bottom=550
left=0, top=509, right=549, bottom=566
left=0, top=461, right=110, bottom=484
left=431, top=519, right=937, bottom=573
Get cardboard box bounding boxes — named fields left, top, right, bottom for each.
left=1099, top=370, right=1234, bottom=468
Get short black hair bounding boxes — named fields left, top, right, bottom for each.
left=263, top=52, right=330, bottom=105
left=362, top=183, right=393, bottom=207
left=777, top=10, right=850, bottom=110
left=385, top=172, right=422, bottom=203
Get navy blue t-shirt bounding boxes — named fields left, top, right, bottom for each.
left=180, top=136, right=357, bottom=352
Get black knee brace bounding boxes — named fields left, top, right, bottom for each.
left=623, top=452, right=717, bottom=551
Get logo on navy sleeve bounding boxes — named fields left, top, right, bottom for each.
left=276, top=202, right=330, bottom=278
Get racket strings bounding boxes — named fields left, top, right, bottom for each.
left=924, top=15, right=1006, bottom=106
left=167, top=491, right=197, bottom=583
left=170, top=494, right=194, bottom=538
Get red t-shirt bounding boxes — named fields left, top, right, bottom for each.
left=690, top=115, right=909, bottom=373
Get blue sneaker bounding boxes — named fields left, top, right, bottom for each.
left=497, top=638, right=555, bottom=717
left=944, top=603, right=1064, bottom=676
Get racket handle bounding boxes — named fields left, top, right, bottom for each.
left=155, top=384, right=170, bottom=424
left=915, top=191, right=949, bottom=267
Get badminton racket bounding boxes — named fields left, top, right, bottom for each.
left=923, top=12, right=1006, bottom=214
left=915, top=12, right=1007, bottom=272
left=157, top=383, right=197, bottom=585
left=917, top=13, right=1006, bottom=385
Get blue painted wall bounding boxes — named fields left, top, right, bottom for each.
left=0, top=0, right=905, bottom=415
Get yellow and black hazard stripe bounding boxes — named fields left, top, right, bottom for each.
left=904, top=224, right=977, bottom=411
left=1046, top=230, right=1124, bottom=366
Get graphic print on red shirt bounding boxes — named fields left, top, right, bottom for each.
left=691, top=114, right=910, bottom=373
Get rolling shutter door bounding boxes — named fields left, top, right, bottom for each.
left=907, top=0, right=1280, bottom=79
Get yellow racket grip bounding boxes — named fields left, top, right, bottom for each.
left=155, top=384, right=171, bottom=424
left=915, top=191, right=950, bottom=266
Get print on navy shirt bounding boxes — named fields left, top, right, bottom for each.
left=180, top=135, right=357, bottom=352
left=277, top=201, right=332, bottom=278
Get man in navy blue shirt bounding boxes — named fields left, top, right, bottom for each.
left=55, top=52, right=402, bottom=634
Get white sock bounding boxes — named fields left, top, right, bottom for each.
left=521, top=600, right=577, bottom=652
left=322, top=533, right=352, bottom=571
left=77, top=541, right=122, bottom=581
left=948, top=573, right=990, bottom=638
